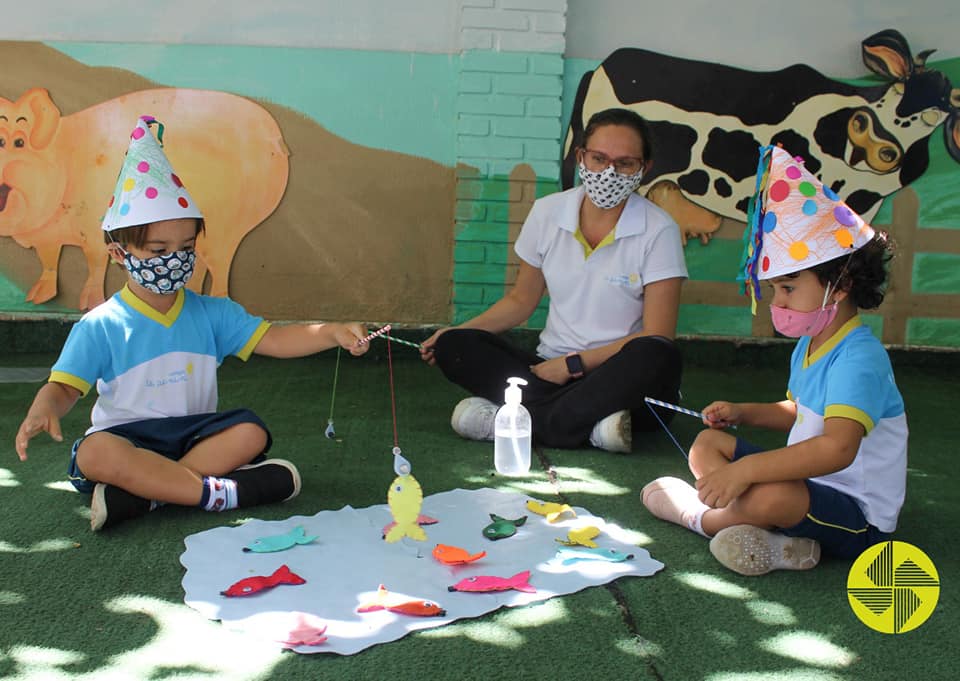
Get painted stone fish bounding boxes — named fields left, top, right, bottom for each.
left=432, top=543, right=487, bottom=565
left=384, top=474, right=427, bottom=543
left=221, top=564, right=306, bottom=597
left=556, top=546, right=634, bottom=565
left=243, top=525, right=318, bottom=553
left=555, top=525, right=601, bottom=548
left=448, top=570, right=536, bottom=594
left=381, top=514, right=438, bottom=538
left=278, top=613, right=328, bottom=648
left=482, top=513, right=527, bottom=540
left=526, top=499, right=577, bottom=523
left=357, top=584, right=447, bottom=617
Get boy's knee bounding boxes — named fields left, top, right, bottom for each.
left=233, top=421, right=269, bottom=452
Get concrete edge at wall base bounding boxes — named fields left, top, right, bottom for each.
left=0, top=319, right=957, bottom=371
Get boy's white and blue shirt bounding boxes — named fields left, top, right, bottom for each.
left=50, top=286, right=270, bottom=435
left=786, top=316, right=908, bottom=533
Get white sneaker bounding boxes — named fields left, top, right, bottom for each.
left=451, top=397, right=498, bottom=441
left=709, top=525, right=821, bottom=576
left=589, top=410, right=631, bottom=453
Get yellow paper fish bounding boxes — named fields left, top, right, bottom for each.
left=555, top=525, right=601, bottom=548
left=385, top=474, right=426, bottom=543
left=526, top=499, right=577, bottom=523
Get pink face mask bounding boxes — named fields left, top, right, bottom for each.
left=770, top=283, right=838, bottom=338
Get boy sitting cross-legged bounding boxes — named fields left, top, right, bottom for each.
left=14, top=115, right=370, bottom=530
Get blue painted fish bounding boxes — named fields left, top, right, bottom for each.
left=556, top=546, right=634, bottom=565
left=243, top=525, right=318, bottom=553
left=482, top=514, right=527, bottom=540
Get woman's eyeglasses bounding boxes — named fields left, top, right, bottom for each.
left=580, top=149, right=644, bottom=175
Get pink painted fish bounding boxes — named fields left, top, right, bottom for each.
left=221, top=564, right=306, bottom=597
left=447, top=570, right=536, bottom=594
left=278, top=612, right=328, bottom=648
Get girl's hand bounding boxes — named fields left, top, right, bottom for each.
left=695, top=463, right=751, bottom=508
left=702, top=401, right=742, bottom=429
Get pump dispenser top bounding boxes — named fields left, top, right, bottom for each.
left=504, top=377, right=526, bottom=404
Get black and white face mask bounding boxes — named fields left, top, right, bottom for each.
left=578, top=162, right=644, bottom=210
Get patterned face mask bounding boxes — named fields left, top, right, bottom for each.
left=579, top=162, right=644, bottom=210
left=122, top=249, right=196, bottom=295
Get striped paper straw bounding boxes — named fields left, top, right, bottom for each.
left=643, top=396, right=704, bottom=420
left=357, top=324, right=392, bottom=346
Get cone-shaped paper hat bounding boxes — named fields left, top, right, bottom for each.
left=101, top=116, right=203, bottom=232
left=739, top=145, right=875, bottom=307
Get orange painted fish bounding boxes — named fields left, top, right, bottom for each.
left=432, top=543, right=487, bottom=565
left=357, top=584, right=447, bottom=617
left=221, top=564, right=306, bottom=597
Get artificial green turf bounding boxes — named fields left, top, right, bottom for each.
left=0, top=347, right=956, bottom=680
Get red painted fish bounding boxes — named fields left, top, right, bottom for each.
left=381, top=514, right=439, bottom=538
left=447, top=570, right=536, bottom=594
left=432, top=543, right=487, bottom=565
left=221, top=564, right=306, bottom=597
left=357, top=584, right=447, bottom=617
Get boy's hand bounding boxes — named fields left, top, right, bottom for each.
left=340, top=323, right=370, bottom=356
left=15, top=411, right=64, bottom=461
left=695, top=462, right=750, bottom=508
left=702, top=401, right=742, bottom=429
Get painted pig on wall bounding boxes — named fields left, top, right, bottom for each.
left=0, top=87, right=289, bottom=309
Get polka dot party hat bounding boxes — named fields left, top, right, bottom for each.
left=100, top=115, right=203, bottom=232
left=739, top=144, right=875, bottom=309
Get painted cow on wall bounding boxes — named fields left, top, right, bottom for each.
left=0, top=88, right=289, bottom=309
left=562, top=29, right=960, bottom=243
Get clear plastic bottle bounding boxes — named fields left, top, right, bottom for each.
left=494, top=377, right=532, bottom=475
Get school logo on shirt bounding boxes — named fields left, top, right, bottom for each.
left=847, top=541, right=939, bottom=633
left=605, top=273, right=641, bottom=288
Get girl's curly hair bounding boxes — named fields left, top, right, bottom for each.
left=809, top=230, right=894, bottom=310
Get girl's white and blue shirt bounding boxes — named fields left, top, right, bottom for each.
left=787, top=316, right=908, bottom=533
left=50, top=286, right=270, bottom=435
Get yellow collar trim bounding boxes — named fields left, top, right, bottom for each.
left=804, top=315, right=862, bottom=368
left=574, top=225, right=616, bottom=259
left=119, top=285, right=185, bottom=328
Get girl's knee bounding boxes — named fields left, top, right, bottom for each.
left=738, top=481, right=808, bottom=526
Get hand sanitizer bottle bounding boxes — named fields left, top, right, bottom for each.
left=494, top=377, right=531, bottom=475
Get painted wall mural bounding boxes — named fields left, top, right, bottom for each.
left=560, top=29, right=960, bottom=347
left=0, top=42, right=454, bottom=322
left=562, top=29, right=960, bottom=245
left=0, top=87, right=289, bottom=310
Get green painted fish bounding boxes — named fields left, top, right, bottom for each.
left=243, top=525, right=318, bottom=553
left=482, top=514, right=527, bottom=540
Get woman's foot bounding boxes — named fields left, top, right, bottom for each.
left=451, top=397, right=498, bottom=441
left=589, top=410, right=631, bottom=453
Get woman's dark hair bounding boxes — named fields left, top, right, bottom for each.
left=581, top=108, right=653, bottom=161
left=104, top=218, right=206, bottom=248
left=810, top=230, right=895, bottom=310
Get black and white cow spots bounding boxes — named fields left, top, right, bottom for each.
left=563, top=29, right=960, bottom=228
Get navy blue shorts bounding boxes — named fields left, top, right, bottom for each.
left=732, top=438, right=889, bottom=558
left=68, top=408, right=272, bottom=494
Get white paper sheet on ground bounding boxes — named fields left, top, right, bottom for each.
left=180, top=487, right=664, bottom=655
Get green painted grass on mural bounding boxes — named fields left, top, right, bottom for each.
left=678, top=304, right=753, bottom=338
left=682, top=239, right=742, bottom=282
left=907, top=318, right=960, bottom=348
left=912, top=253, right=960, bottom=293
